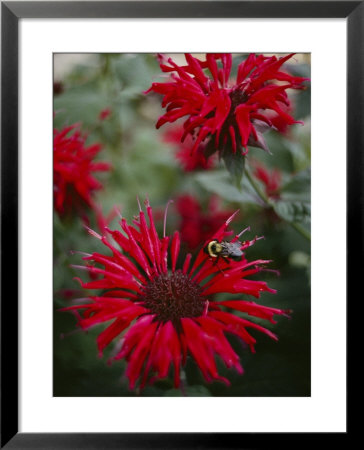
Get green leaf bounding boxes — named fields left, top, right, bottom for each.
left=195, top=171, right=257, bottom=205
left=113, top=54, right=156, bottom=96
left=221, top=149, right=246, bottom=187
left=54, top=84, right=110, bottom=126
left=286, top=121, right=311, bottom=172
left=273, top=200, right=311, bottom=224
left=280, top=168, right=311, bottom=202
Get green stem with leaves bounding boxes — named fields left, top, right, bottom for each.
left=244, top=164, right=311, bottom=242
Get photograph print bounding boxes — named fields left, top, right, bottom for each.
left=53, top=53, right=311, bottom=397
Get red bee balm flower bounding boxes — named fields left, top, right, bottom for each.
left=253, top=162, right=282, bottom=199
left=99, top=108, right=112, bottom=121
left=53, top=124, right=111, bottom=216
left=177, top=194, right=234, bottom=250
left=146, top=53, right=308, bottom=156
left=163, top=127, right=216, bottom=172
left=62, top=200, right=289, bottom=390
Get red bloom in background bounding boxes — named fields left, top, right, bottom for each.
left=99, top=108, right=112, bottom=121
left=92, top=203, right=121, bottom=235
left=176, top=194, right=234, bottom=250
left=253, top=162, right=282, bottom=199
left=54, top=124, right=111, bottom=216
left=146, top=53, right=308, bottom=156
left=163, top=127, right=216, bottom=172
left=62, top=200, right=289, bottom=390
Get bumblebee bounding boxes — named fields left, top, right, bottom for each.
left=204, top=239, right=243, bottom=262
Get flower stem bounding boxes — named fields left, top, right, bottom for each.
left=244, top=164, right=311, bottom=242
left=244, top=165, right=272, bottom=206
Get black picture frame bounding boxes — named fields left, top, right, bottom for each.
left=1, top=1, right=357, bottom=448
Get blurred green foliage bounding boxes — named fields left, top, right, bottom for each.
left=53, top=54, right=310, bottom=397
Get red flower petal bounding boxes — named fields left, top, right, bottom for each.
left=171, top=231, right=180, bottom=272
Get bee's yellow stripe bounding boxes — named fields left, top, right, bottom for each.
left=207, top=240, right=222, bottom=258
left=207, top=240, right=218, bottom=258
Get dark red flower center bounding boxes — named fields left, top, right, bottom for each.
left=138, top=270, right=205, bottom=325
left=213, top=88, right=250, bottom=148
left=229, top=88, right=249, bottom=109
